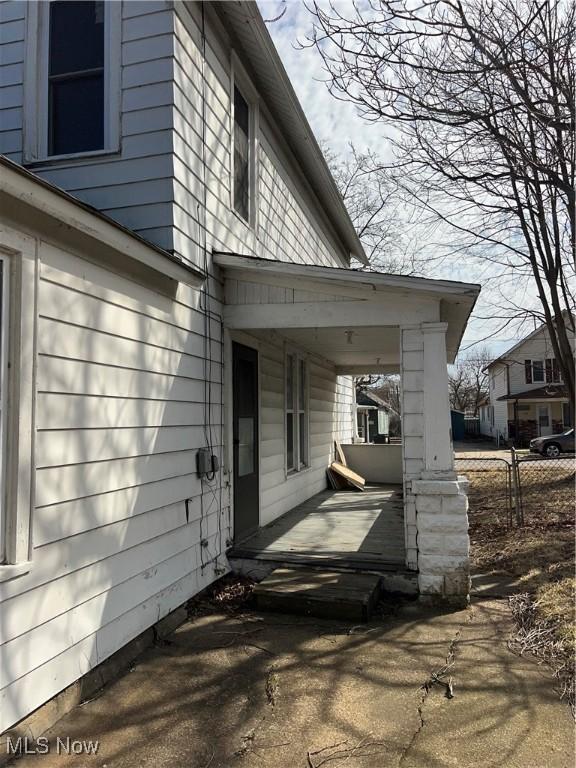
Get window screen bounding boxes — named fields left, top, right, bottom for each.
left=48, top=1, right=105, bottom=155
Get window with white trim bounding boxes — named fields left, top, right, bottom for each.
left=24, top=1, right=120, bottom=162
left=524, top=359, right=544, bottom=384
left=286, top=353, right=309, bottom=473
left=231, top=53, right=258, bottom=227
left=233, top=85, right=250, bottom=221
left=0, top=231, right=37, bottom=580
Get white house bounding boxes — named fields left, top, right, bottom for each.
left=0, top=0, right=479, bottom=736
left=480, top=317, right=575, bottom=445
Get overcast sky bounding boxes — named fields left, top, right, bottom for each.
left=257, top=0, right=527, bottom=356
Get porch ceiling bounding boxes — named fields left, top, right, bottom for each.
left=215, top=253, right=480, bottom=370
left=281, top=326, right=400, bottom=374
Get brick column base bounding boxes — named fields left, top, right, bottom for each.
left=412, top=477, right=470, bottom=606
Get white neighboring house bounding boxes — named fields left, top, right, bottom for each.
left=0, top=0, right=479, bottom=736
left=480, top=317, right=575, bottom=444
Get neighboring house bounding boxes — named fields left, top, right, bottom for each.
left=0, top=0, right=479, bottom=734
left=480, top=317, right=575, bottom=445
left=355, top=389, right=395, bottom=443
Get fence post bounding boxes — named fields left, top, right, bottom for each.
left=510, top=447, right=524, bottom=526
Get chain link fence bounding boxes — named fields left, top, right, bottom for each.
left=513, top=452, right=575, bottom=525
left=455, top=451, right=575, bottom=528
left=455, top=457, right=513, bottom=527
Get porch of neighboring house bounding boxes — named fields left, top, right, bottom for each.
left=501, top=387, right=572, bottom=445
left=217, top=253, right=480, bottom=602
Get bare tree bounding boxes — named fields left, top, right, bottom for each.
left=323, top=143, right=417, bottom=273
left=449, top=347, right=492, bottom=415
left=305, top=0, right=575, bottom=413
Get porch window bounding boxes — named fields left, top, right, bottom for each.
left=0, top=230, right=37, bottom=578
left=562, top=403, right=572, bottom=428
left=285, top=354, right=309, bottom=472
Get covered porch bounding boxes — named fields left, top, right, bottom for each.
left=217, top=253, right=480, bottom=602
left=230, top=485, right=405, bottom=569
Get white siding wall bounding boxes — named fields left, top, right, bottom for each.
left=0, top=1, right=24, bottom=160
left=171, top=2, right=349, bottom=271
left=0, top=233, right=228, bottom=733
left=485, top=363, right=508, bottom=439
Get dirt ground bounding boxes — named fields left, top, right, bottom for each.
left=6, top=588, right=574, bottom=768
left=466, top=464, right=575, bottom=713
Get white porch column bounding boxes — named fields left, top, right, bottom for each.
left=400, top=323, right=470, bottom=605
left=422, top=323, right=454, bottom=476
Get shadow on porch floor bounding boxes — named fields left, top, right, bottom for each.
left=229, top=485, right=406, bottom=570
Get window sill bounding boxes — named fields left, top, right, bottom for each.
left=0, top=561, right=32, bottom=583
left=24, top=147, right=121, bottom=168
left=286, top=465, right=312, bottom=480
left=230, top=207, right=257, bottom=232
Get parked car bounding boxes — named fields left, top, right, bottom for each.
left=529, top=429, right=575, bottom=458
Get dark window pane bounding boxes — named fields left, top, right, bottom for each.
left=49, top=1, right=104, bottom=76
left=237, top=358, right=255, bottom=414
left=532, top=360, right=544, bottom=382
left=234, top=86, right=249, bottom=220
left=286, top=354, right=294, bottom=406
left=234, top=86, right=249, bottom=135
left=299, top=412, right=307, bottom=467
left=49, top=74, right=104, bottom=155
left=286, top=413, right=294, bottom=470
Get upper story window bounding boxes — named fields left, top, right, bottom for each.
left=525, top=359, right=544, bottom=383
left=48, top=1, right=105, bottom=155
left=524, top=358, right=561, bottom=384
left=233, top=85, right=250, bottom=221
left=545, top=357, right=561, bottom=383
left=24, top=0, right=120, bottom=162
left=231, top=53, right=258, bottom=227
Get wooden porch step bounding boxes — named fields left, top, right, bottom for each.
left=253, top=567, right=382, bottom=622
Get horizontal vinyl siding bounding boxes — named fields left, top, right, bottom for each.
left=0, top=239, right=227, bottom=733
left=1, top=1, right=177, bottom=254
left=0, top=1, right=25, bottom=162
left=172, top=3, right=349, bottom=271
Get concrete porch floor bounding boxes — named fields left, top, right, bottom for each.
left=10, top=598, right=574, bottom=768
left=230, top=485, right=406, bottom=570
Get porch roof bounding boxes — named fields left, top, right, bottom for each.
left=215, top=253, right=480, bottom=373
left=497, top=385, right=569, bottom=401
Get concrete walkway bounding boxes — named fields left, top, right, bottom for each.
left=9, top=599, right=573, bottom=768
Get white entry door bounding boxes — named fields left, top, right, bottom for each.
left=537, top=404, right=552, bottom=436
